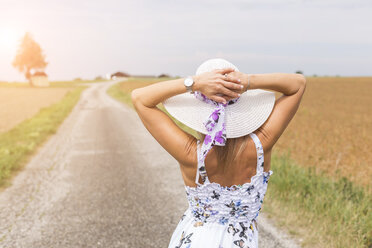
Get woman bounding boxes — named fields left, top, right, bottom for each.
left=131, top=59, right=306, bottom=248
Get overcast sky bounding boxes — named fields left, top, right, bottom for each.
left=0, top=0, right=371, bottom=81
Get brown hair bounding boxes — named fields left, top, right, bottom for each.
left=197, top=132, right=249, bottom=171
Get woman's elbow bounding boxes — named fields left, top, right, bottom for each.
left=297, top=74, right=306, bottom=86
left=131, top=89, right=141, bottom=107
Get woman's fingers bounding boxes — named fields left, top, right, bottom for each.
left=218, top=74, right=241, bottom=85
left=217, top=85, right=240, bottom=98
left=222, top=80, right=243, bottom=91
left=215, top=68, right=235, bottom=75
left=210, top=95, right=227, bottom=104
left=222, top=95, right=235, bottom=102
left=223, top=74, right=241, bottom=84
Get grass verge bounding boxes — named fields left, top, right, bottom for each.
left=263, top=150, right=371, bottom=247
left=107, top=79, right=371, bottom=248
left=107, top=79, right=135, bottom=107
left=0, top=86, right=87, bottom=189
left=0, top=79, right=108, bottom=88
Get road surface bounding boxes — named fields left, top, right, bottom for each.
left=0, top=81, right=300, bottom=247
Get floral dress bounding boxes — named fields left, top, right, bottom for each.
left=168, top=132, right=273, bottom=248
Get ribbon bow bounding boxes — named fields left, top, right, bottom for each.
left=193, top=91, right=240, bottom=164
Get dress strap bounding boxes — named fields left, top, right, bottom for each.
left=248, top=133, right=264, bottom=174
left=195, top=139, right=210, bottom=186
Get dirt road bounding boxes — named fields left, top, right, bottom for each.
left=0, top=81, right=300, bottom=247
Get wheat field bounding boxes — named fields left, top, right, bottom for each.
left=272, top=77, right=371, bottom=190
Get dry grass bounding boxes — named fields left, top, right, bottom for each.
left=272, top=77, right=372, bottom=191
left=0, top=87, right=74, bottom=133
left=117, top=77, right=170, bottom=104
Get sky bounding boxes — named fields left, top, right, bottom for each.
left=0, top=0, right=371, bottom=81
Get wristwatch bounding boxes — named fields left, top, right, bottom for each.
left=184, top=76, right=194, bottom=93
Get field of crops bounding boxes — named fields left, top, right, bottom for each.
left=0, top=79, right=107, bottom=133
left=272, top=77, right=371, bottom=190
left=0, top=87, right=74, bottom=133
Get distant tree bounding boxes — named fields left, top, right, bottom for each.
left=295, top=70, right=303, bottom=74
left=158, top=73, right=170, bottom=78
left=12, top=32, right=48, bottom=86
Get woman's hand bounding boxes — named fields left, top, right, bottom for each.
left=192, top=68, right=244, bottom=104
left=226, top=71, right=251, bottom=92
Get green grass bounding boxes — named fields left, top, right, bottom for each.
left=49, top=79, right=108, bottom=87
left=263, top=150, right=371, bottom=248
left=0, top=86, right=87, bottom=189
left=107, top=79, right=372, bottom=248
left=107, top=80, right=135, bottom=108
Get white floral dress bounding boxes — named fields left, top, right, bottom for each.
left=168, top=132, right=273, bottom=248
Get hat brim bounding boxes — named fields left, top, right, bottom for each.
left=162, top=89, right=276, bottom=138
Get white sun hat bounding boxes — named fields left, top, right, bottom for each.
left=162, top=58, right=276, bottom=138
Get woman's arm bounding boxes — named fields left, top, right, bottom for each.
left=229, top=72, right=307, bottom=151
left=242, top=73, right=306, bottom=95
left=131, top=68, right=243, bottom=166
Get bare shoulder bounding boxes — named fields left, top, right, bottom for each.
left=254, top=128, right=273, bottom=154
left=180, top=137, right=199, bottom=168
left=253, top=129, right=273, bottom=171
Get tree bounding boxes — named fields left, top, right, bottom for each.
left=12, top=32, right=48, bottom=85
left=158, top=73, right=170, bottom=78
left=295, top=70, right=303, bottom=74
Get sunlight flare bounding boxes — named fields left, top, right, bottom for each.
left=0, top=26, right=22, bottom=52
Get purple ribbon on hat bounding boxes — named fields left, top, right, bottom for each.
left=193, top=91, right=240, bottom=174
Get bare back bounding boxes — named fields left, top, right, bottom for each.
left=180, top=130, right=272, bottom=188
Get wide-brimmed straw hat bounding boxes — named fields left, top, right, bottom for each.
left=162, top=58, right=276, bottom=138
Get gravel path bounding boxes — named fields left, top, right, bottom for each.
left=0, top=81, right=300, bottom=248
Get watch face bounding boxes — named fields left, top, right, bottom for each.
left=185, top=77, right=193, bottom=87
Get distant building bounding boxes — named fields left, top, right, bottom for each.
left=111, top=71, right=130, bottom=80
left=31, top=71, right=49, bottom=87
